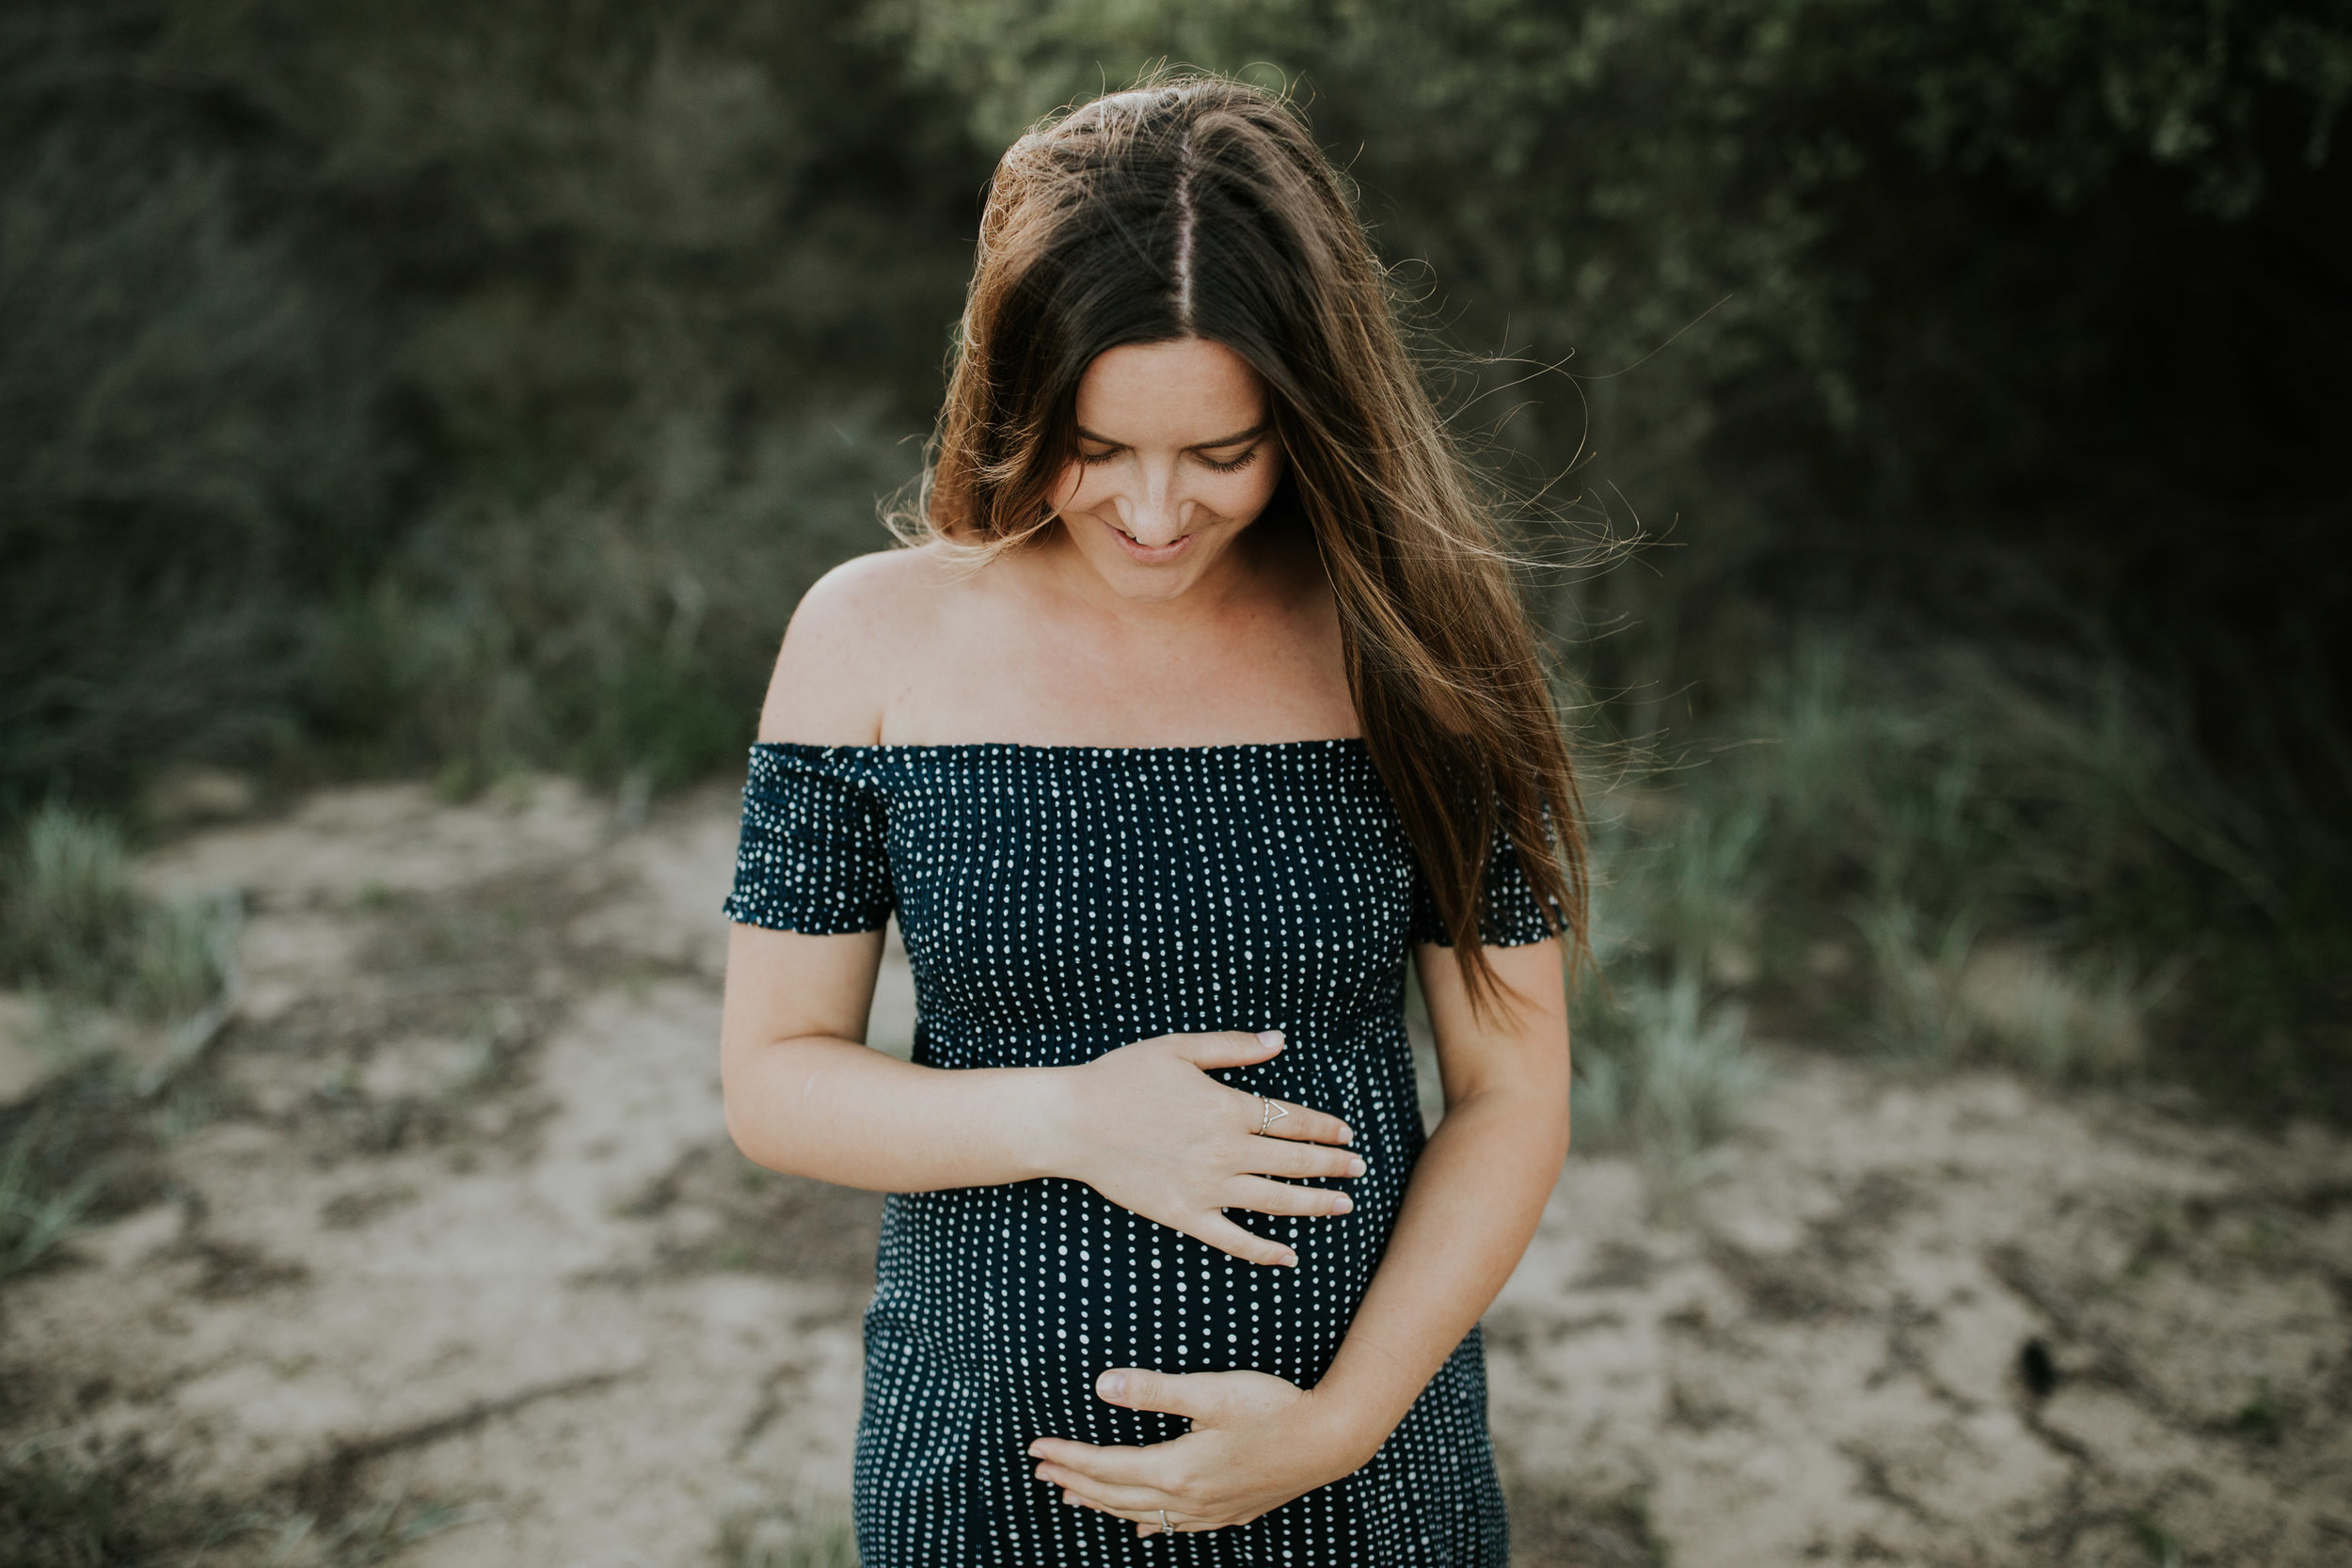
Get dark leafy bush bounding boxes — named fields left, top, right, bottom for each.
left=1, top=0, right=988, bottom=810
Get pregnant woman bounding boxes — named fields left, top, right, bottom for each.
left=719, top=73, right=1585, bottom=1565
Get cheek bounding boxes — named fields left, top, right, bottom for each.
left=1049, top=462, right=1099, bottom=515
left=1215, top=453, right=1284, bottom=517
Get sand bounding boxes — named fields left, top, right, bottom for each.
left=4, top=772, right=2346, bottom=1565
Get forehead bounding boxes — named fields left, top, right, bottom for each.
left=1073, top=339, right=1267, bottom=442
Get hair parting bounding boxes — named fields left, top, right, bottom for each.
left=1171, top=128, right=1199, bottom=330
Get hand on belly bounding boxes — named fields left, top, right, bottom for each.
left=1027, top=1366, right=1367, bottom=1535
left=1047, top=1027, right=1365, bottom=1266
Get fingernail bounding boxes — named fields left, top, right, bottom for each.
left=1347, top=1157, right=1366, bottom=1177
left=1278, top=1249, right=1298, bottom=1267
left=1339, top=1129, right=1354, bottom=1146
left=1097, top=1371, right=1127, bottom=1402
left=1333, top=1196, right=1354, bottom=1213
left=1256, top=1030, right=1284, bottom=1051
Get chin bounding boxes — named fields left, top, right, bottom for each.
left=1117, top=574, right=1206, bottom=604
left=1090, top=551, right=1209, bottom=601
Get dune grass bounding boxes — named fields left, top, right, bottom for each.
left=0, top=1434, right=469, bottom=1568
left=718, top=1496, right=860, bottom=1568
left=1, top=804, right=236, bottom=1023
left=1567, top=623, right=2345, bottom=1171
left=0, top=1116, right=94, bottom=1282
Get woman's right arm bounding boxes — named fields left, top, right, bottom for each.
left=718, top=925, right=1360, bottom=1266
left=718, top=551, right=1075, bottom=1191
left=720, top=923, right=1067, bottom=1191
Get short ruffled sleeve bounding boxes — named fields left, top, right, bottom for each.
left=722, top=743, right=895, bottom=934
left=1408, top=807, right=1563, bottom=949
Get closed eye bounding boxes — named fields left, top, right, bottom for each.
left=1081, top=443, right=1258, bottom=472
left=1073, top=422, right=1269, bottom=473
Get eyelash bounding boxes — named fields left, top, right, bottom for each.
left=1076, top=446, right=1262, bottom=473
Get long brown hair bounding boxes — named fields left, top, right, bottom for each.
left=898, top=71, right=1588, bottom=1009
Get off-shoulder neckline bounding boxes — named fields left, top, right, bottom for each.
left=751, top=736, right=1368, bottom=756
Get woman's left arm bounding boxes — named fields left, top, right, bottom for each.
left=1030, top=938, right=1569, bottom=1535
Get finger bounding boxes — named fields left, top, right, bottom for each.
left=1035, top=1465, right=1167, bottom=1513
left=1097, top=1367, right=1226, bottom=1425
left=1055, top=1494, right=1179, bottom=1537
left=1097, top=1502, right=1184, bottom=1537
left=1169, top=1028, right=1285, bottom=1070
left=1243, top=1140, right=1368, bottom=1183
left=1252, top=1098, right=1354, bottom=1147
left=1185, top=1212, right=1298, bottom=1267
left=1068, top=1497, right=1221, bottom=1540
left=1132, top=1510, right=1200, bottom=1538
left=1226, top=1174, right=1355, bottom=1218
left=1026, top=1436, right=1171, bottom=1492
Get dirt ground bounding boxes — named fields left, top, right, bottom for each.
left=5, top=774, right=2348, bottom=1566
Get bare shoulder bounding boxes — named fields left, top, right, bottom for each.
left=756, top=546, right=965, bottom=744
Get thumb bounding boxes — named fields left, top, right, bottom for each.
left=1096, top=1368, right=1221, bottom=1422
left=1170, top=1029, right=1284, bottom=1070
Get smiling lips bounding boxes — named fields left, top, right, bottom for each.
left=1103, top=513, right=1195, bottom=563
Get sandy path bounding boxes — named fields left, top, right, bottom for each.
left=4, top=774, right=2346, bottom=1565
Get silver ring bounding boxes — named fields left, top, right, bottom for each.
left=1158, top=1509, right=1172, bottom=1535
left=1255, top=1092, right=1290, bottom=1136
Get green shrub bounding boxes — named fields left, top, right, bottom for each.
left=1590, top=798, right=1767, bottom=985
left=1581, top=626, right=2343, bottom=1107
left=1853, top=898, right=1981, bottom=1064
left=1574, top=970, right=1765, bottom=1176
left=0, top=1438, right=234, bottom=1568
left=1, top=803, right=233, bottom=1023
left=128, top=895, right=238, bottom=1025
left=0, top=1117, right=95, bottom=1281
left=0, top=1434, right=468, bottom=1568
left=1, top=0, right=986, bottom=811
left=719, top=1497, right=860, bottom=1568
left=1, top=805, right=135, bottom=996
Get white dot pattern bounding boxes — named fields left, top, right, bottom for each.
left=723, top=739, right=1553, bottom=1565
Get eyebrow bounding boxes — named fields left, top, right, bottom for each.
left=1075, top=421, right=1270, bottom=451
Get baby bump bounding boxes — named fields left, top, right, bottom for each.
left=868, top=1171, right=1399, bottom=1407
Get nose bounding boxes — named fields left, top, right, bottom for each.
left=1113, top=461, right=1190, bottom=545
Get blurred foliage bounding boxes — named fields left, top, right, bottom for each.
left=3, top=0, right=2346, bottom=1117
left=1572, top=969, right=1766, bottom=1196
left=1578, top=630, right=2346, bottom=1117
left=719, top=1496, right=861, bottom=1568
left=0, top=1114, right=95, bottom=1280
left=0, top=1432, right=469, bottom=1566
left=2, top=0, right=987, bottom=806
left=1, top=800, right=234, bottom=1020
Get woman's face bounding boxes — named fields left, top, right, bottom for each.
left=1046, top=338, right=1287, bottom=604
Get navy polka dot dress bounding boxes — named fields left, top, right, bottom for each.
left=723, top=739, right=1554, bottom=1566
